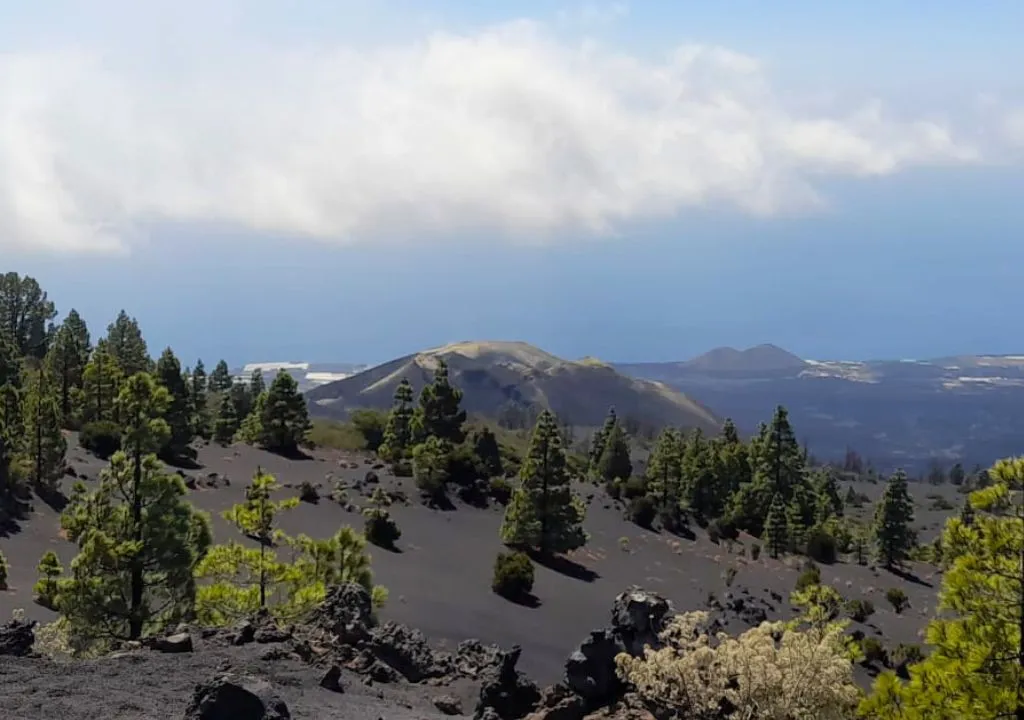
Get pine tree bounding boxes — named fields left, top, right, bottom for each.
left=756, top=406, right=805, bottom=499
left=588, top=408, right=618, bottom=477
left=646, top=428, right=683, bottom=514
left=59, top=374, right=212, bottom=642
left=33, top=550, right=63, bottom=609
left=764, top=492, right=788, bottom=558
left=155, top=348, right=193, bottom=461
left=873, top=469, right=916, bottom=569
left=221, top=468, right=299, bottom=608
left=236, top=391, right=266, bottom=444
left=23, top=365, right=66, bottom=494
left=861, top=457, right=1024, bottom=718
left=257, top=370, right=311, bottom=454
left=47, top=310, right=91, bottom=426
left=597, top=420, right=632, bottom=484
left=413, top=359, right=466, bottom=444
left=472, top=426, right=503, bottom=479
left=105, top=310, right=151, bottom=377
left=412, top=435, right=450, bottom=501
left=0, top=272, right=57, bottom=359
left=249, top=369, right=265, bottom=398
left=379, top=379, right=415, bottom=462
left=213, top=393, right=239, bottom=445
left=0, top=330, right=24, bottom=515
left=209, top=360, right=233, bottom=393
left=500, top=410, right=586, bottom=555
left=82, top=342, right=123, bottom=424
left=190, top=359, right=210, bottom=439
left=230, top=380, right=253, bottom=421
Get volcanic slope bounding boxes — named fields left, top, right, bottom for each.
left=0, top=434, right=955, bottom=687
left=306, top=340, right=721, bottom=432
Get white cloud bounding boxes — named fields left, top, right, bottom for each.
left=0, top=14, right=1012, bottom=254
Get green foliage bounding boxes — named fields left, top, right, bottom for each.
left=884, top=587, right=909, bottom=614
left=795, top=563, right=822, bottom=592
left=861, top=637, right=887, bottom=665
left=492, top=550, right=534, bottom=600
left=235, top=391, right=266, bottom=444
left=81, top=344, right=123, bottom=424
left=845, top=598, right=875, bottom=623
left=33, top=550, right=63, bottom=610
left=298, top=480, right=319, bottom=504
left=0, top=550, right=8, bottom=590
left=155, top=348, right=193, bottom=461
left=209, top=360, right=233, bottom=393
left=47, top=311, right=91, bottom=427
left=472, top=426, right=503, bottom=478
left=764, top=492, right=788, bottom=558
left=257, top=370, right=311, bottom=454
left=873, top=469, right=916, bottom=568
left=306, top=418, right=369, bottom=452
left=500, top=410, right=586, bottom=555
left=189, top=359, right=210, bottom=439
left=805, top=525, right=839, bottom=564
left=412, top=436, right=451, bottom=501
left=488, top=476, right=512, bottom=504
left=212, top=392, right=239, bottom=445
left=78, top=420, right=122, bottom=459
left=363, top=487, right=401, bottom=549
left=628, top=494, right=657, bottom=529
left=413, top=360, right=466, bottom=445
left=646, top=427, right=683, bottom=523
left=349, top=409, right=387, bottom=453
left=248, top=369, right=265, bottom=398
left=596, top=416, right=633, bottom=485
left=104, top=310, right=151, bottom=377
left=379, top=379, right=415, bottom=461
left=23, top=365, right=67, bottom=492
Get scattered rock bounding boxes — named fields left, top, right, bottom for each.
left=365, top=470, right=379, bottom=484
left=527, top=685, right=586, bottom=720
left=154, top=632, right=194, bottom=653
left=319, top=665, right=345, bottom=693
left=184, top=674, right=291, bottom=720
left=434, top=694, right=464, bottom=715
left=610, top=589, right=670, bottom=657
left=184, top=476, right=198, bottom=490
left=476, top=645, right=541, bottom=720
left=65, top=465, right=78, bottom=477
left=0, top=617, right=35, bottom=657
left=723, top=593, right=770, bottom=626
left=229, top=620, right=256, bottom=646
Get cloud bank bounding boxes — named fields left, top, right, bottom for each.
left=0, top=12, right=1014, bottom=253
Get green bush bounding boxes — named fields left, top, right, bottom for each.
left=33, top=550, right=63, bottom=610
left=861, top=637, right=887, bottom=665
left=621, top=476, right=647, bottom=500
left=0, top=551, right=8, bottom=591
left=805, top=527, right=838, bottom=564
left=889, top=643, right=925, bottom=674
left=492, top=550, right=535, bottom=600
left=750, top=543, right=762, bottom=561
left=795, top=563, right=822, bottom=592
left=628, top=495, right=657, bottom=529
left=885, top=587, right=910, bottom=614
left=79, top=420, right=122, bottom=459
left=845, top=598, right=875, bottom=623
left=488, top=477, right=512, bottom=504
left=298, top=481, right=319, bottom=504
left=364, top=510, right=402, bottom=549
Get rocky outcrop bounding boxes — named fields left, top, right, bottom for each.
left=561, top=588, right=671, bottom=709
left=476, top=645, right=541, bottom=720
left=184, top=674, right=291, bottom=719
left=307, top=582, right=375, bottom=645
left=0, top=617, right=36, bottom=657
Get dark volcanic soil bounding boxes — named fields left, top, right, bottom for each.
left=0, top=435, right=959, bottom=687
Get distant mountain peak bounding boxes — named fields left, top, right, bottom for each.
left=683, top=344, right=806, bottom=373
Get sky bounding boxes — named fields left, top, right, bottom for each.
left=3, top=0, right=1024, bottom=366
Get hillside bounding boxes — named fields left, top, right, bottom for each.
left=617, top=349, right=1024, bottom=472
left=305, top=340, right=721, bottom=432
left=680, top=344, right=808, bottom=374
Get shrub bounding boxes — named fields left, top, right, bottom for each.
left=0, top=551, right=8, bottom=590
left=621, top=476, right=647, bottom=500
left=885, top=588, right=910, bottom=614
left=861, top=637, right=887, bottom=665
left=492, top=551, right=534, bottom=600
left=628, top=495, right=657, bottom=529
left=707, top=517, right=738, bottom=544
left=723, top=566, right=737, bottom=587
left=929, top=496, right=954, bottom=511
left=845, top=598, right=875, bottom=623
left=750, top=543, right=762, bottom=561
left=78, top=421, right=122, bottom=459
left=795, top=564, right=822, bottom=592
left=488, top=477, right=512, bottom=505
left=889, top=643, right=925, bottom=675
left=618, top=537, right=630, bottom=552
left=364, top=510, right=401, bottom=549
left=392, top=460, right=413, bottom=478
left=805, top=527, right=838, bottom=564
left=298, top=481, right=319, bottom=504
left=33, top=551, right=63, bottom=610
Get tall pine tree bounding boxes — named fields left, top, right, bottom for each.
left=873, top=468, right=916, bottom=569
left=413, top=359, right=466, bottom=444
left=82, top=342, right=123, bottom=424
left=597, top=419, right=632, bottom=484
left=47, top=310, right=91, bottom=426
left=105, top=310, right=151, bottom=377
left=379, top=379, right=415, bottom=462
left=0, top=272, right=57, bottom=359
left=249, top=369, right=266, bottom=398
left=23, top=365, right=66, bottom=494
left=213, top=393, right=239, bottom=445
left=500, top=410, right=586, bottom=555
left=257, top=370, right=311, bottom=454
left=155, top=348, right=193, bottom=462
left=209, top=360, right=233, bottom=393
left=764, top=492, right=788, bottom=559
left=190, top=359, right=210, bottom=439
left=646, top=428, right=683, bottom=515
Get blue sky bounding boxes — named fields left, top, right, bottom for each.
left=4, top=1, right=1024, bottom=366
